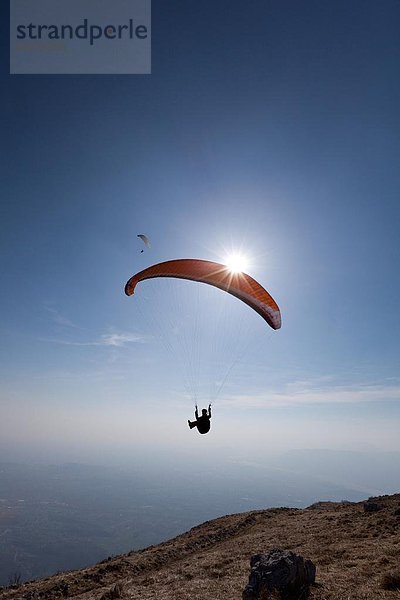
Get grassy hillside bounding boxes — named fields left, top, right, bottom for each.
left=1, top=494, right=399, bottom=599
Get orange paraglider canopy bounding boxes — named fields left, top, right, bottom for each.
left=125, top=259, right=281, bottom=330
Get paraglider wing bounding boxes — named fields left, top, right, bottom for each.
left=125, top=259, right=281, bottom=330
left=137, top=234, right=151, bottom=248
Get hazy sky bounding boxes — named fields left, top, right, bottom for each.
left=1, top=1, right=400, bottom=465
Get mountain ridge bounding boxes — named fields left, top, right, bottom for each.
left=1, top=493, right=399, bottom=599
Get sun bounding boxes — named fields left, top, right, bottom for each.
left=224, top=253, right=249, bottom=274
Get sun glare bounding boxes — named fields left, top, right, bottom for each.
left=224, top=253, right=249, bottom=274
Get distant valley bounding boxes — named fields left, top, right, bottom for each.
left=0, top=454, right=386, bottom=586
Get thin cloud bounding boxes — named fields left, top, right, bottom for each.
left=41, top=331, right=150, bottom=347
left=44, top=305, right=79, bottom=329
left=99, top=332, right=149, bottom=347
left=223, top=380, right=400, bottom=408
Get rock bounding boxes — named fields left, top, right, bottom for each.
left=99, top=583, right=124, bottom=599
left=242, top=548, right=316, bottom=599
left=363, top=501, right=384, bottom=513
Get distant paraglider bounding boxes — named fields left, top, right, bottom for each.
left=137, top=234, right=150, bottom=253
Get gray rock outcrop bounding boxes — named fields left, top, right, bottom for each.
left=364, top=501, right=384, bottom=513
left=242, top=548, right=316, bottom=599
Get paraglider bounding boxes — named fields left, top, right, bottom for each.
left=125, top=258, right=281, bottom=330
left=188, top=404, right=212, bottom=434
left=125, top=258, right=281, bottom=434
left=137, top=234, right=150, bottom=253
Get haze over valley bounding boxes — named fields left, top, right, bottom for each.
left=1, top=449, right=399, bottom=586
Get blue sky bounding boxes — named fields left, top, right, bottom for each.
left=1, top=1, right=400, bottom=465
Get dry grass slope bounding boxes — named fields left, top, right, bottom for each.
left=1, top=494, right=399, bottom=599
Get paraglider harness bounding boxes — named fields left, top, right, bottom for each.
left=188, top=404, right=211, bottom=434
